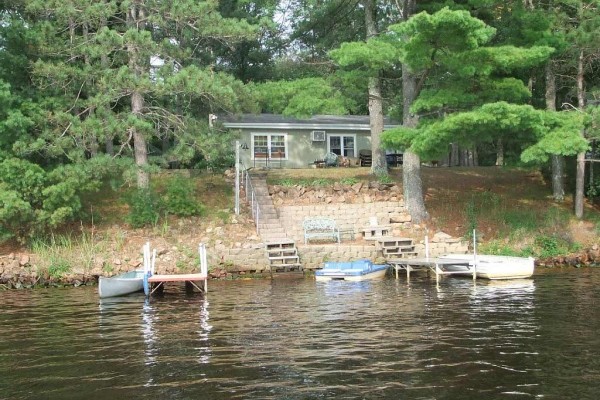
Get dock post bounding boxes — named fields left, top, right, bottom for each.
left=143, top=242, right=151, bottom=296
left=472, top=229, right=477, bottom=281
left=199, top=243, right=208, bottom=293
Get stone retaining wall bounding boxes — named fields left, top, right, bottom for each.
left=218, top=246, right=270, bottom=272
left=277, top=202, right=411, bottom=243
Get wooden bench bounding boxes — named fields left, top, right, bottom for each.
left=303, top=217, right=340, bottom=244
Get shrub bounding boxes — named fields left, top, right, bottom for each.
left=125, top=188, right=161, bottom=228
left=47, top=260, right=72, bottom=279
left=534, top=235, right=564, bottom=258
left=586, top=178, right=600, bottom=199
left=161, top=176, right=205, bottom=217
left=0, top=158, right=108, bottom=241
left=479, top=240, right=520, bottom=256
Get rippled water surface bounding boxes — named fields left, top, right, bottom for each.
left=1, top=269, right=599, bottom=399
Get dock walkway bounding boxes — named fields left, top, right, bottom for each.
left=387, top=257, right=475, bottom=282
left=143, top=243, right=209, bottom=296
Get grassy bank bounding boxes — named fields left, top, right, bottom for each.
left=1, top=166, right=599, bottom=285
left=269, top=166, right=600, bottom=258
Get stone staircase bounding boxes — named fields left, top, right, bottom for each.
left=376, top=237, right=418, bottom=259
left=245, top=171, right=302, bottom=275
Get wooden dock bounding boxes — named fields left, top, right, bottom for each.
left=387, top=257, right=475, bottom=283
left=143, top=243, right=209, bottom=296
left=147, top=273, right=207, bottom=295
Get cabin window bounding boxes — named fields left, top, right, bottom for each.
left=328, top=134, right=356, bottom=157
left=251, top=133, right=287, bottom=160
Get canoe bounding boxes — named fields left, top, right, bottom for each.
left=315, top=259, right=388, bottom=282
left=98, top=270, right=145, bottom=298
left=441, top=254, right=535, bottom=280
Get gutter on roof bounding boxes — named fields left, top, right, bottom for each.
left=222, top=122, right=400, bottom=130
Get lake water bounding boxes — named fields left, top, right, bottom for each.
left=1, top=269, right=599, bottom=399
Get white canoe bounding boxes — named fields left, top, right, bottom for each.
left=98, top=270, right=145, bottom=298
left=441, top=254, right=535, bottom=280
left=315, top=260, right=388, bottom=282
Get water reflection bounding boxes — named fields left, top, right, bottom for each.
left=2, top=271, right=600, bottom=399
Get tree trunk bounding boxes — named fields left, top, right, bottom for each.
left=575, top=50, right=585, bottom=218
left=128, top=1, right=149, bottom=189
left=402, top=64, right=428, bottom=223
left=400, top=0, right=428, bottom=223
left=495, top=139, right=504, bottom=166
left=363, top=0, right=386, bottom=175
left=451, top=143, right=459, bottom=166
left=132, top=91, right=149, bottom=188
left=545, top=62, right=565, bottom=201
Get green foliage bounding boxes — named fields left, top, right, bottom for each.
left=47, top=260, right=72, bottom=279
left=388, top=8, right=496, bottom=72
left=307, top=178, right=331, bottom=187
left=275, top=178, right=296, bottom=187
left=479, top=240, right=521, bottom=257
left=586, top=178, right=600, bottom=199
left=31, top=229, right=104, bottom=277
left=215, top=210, right=230, bottom=224
left=465, top=198, right=478, bottom=235
left=383, top=102, right=588, bottom=163
left=252, top=78, right=353, bottom=117
left=162, top=176, right=205, bottom=217
left=125, top=189, right=161, bottom=228
left=501, top=209, right=540, bottom=232
left=534, top=235, right=567, bottom=258
left=125, top=175, right=205, bottom=228
left=330, top=39, right=398, bottom=71
left=376, top=174, right=393, bottom=184
left=377, top=8, right=565, bottom=166
left=339, top=177, right=359, bottom=185
left=0, top=157, right=117, bottom=241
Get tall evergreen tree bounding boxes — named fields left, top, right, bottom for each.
left=25, top=0, right=258, bottom=188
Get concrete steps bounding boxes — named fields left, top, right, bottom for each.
left=266, top=240, right=302, bottom=276
left=377, top=238, right=417, bottom=259
left=244, top=172, right=303, bottom=275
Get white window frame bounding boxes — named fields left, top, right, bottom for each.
left=327, top=134, right=357, bottom=157
left=251, top=132, right=288, bottom=160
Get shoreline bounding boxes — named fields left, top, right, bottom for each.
left=2, top=250, right=599, bottom=291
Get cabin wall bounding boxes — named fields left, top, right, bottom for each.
left=235, top=128, right=373, bottom=169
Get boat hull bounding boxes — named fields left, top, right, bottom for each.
left=98, top=270, right=145, bottom=298
left=442, top=254, right=535, bottom=280
left=315, top=260, right=388, bottom=282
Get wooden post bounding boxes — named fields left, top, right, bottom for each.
left=199, top=243, right=208, bottom=293
left=472, top=229, right=477, bottom=281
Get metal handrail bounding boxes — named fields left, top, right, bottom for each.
left=241, top=163, right=261, bottom=233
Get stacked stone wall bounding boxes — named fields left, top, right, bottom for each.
left=218, top=246, right=270, bottom=272
left=277, top=201, right=411, bottom=243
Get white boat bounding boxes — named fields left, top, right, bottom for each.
left=98, top=270, right=145, bottom=298
left=315, top=260, right=388, bottom=282
left=441, top=254, right=535, bottom=280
